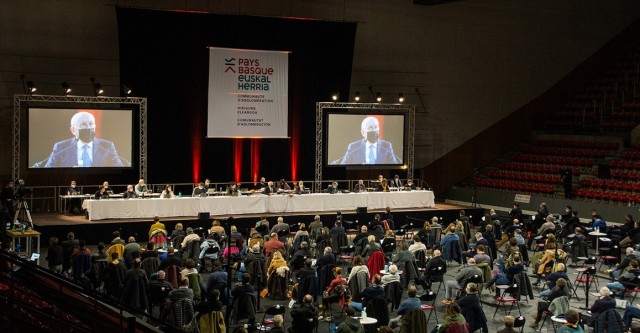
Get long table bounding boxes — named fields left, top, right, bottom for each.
left=83, top=191, right=435, bottom=220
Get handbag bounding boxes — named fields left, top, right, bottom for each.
left=260, top=288, right=269, bottom=298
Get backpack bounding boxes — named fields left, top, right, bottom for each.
left=205, top=240, right=218, bottom=254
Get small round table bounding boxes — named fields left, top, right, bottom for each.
left=551, top=315, right=567, bottom=331
left=588, top=231, right=607, bottom=255
left=359, top=317, right=378, bottom=325
left=380, top=270, right=403, bottom=275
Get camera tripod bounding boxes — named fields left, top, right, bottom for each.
left=13, top=198, right=34, bottom=230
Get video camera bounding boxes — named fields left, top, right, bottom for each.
left=13, top=179, right=32, bottom=200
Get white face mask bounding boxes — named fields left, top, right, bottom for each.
left=71, top=185, right=76, bottom=188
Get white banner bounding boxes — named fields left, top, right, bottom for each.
left=207, top=47, right=289, bottom=138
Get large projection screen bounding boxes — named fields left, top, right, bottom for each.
left=28, top=108, right=133, bottom=168
left=207, top=47, right=289, bottom=138
left=327, top=114, right=405, bottom=166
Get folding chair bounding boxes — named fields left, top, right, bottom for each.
left=513, top=316, right=525, bottom=333
left=259, top=304, right=286, bottom=332
left=420, top=291, right=438, bottom=325
left=493, top=283, right=522, bottom=317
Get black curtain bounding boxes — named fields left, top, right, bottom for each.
left=117, top=8, right=357, bottom=184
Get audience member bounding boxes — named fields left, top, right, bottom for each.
left=497, top=315, right=517, bottom=333
left=102, top=252, right=126, bottom=299
left=381, top=265, right=401, bottom=287
left=290, top=294, right=319, bottom=333
left=530, top=278, right=568, bottom=329
left=442, top=258, right=481, bottom=305
left=389, top=285, right=421, bottom=328
left=264, top=232, right=286, bottom=257
left=556, top=309, right=584, bottom=333
left=45, top=236, right=64, bottom=274
left=336, top=307, right=364, bottom=333
left=418, top=249, right=446, bottom=291
left=350, top=274, right=384, bottom=311
left=435, top=303, right=466, bottom=333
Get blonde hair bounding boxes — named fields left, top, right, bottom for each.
left=271, top=251, right=285, bottom=261
left=368, top=235, right=376, bottom=243
left=175, top=223, right=183, bottom=231
left=212, top=220, right=221, bottom=226
left=231, top=225, right=237, bottom=232
left=385, top=230, right=394, bottom=237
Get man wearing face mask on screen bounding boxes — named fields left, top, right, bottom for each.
left=44, top=111, right=123, bottom=167
left=340, top=116, right=400, bottom=165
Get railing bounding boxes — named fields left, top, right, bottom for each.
left=18, top=178, right=422, bottom=213
left=0, top=250, right=168, bottom=333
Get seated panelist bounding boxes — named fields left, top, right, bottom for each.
left=227, top=181, right=240, bottom=196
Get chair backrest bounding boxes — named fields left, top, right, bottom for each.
left=431, top=266, right=446, bottom=281
left=106, top=244, right=124, bottom=259
left=382, top=239, right=396, bottom=254
left=445, top=322, right=470, bottom=333
left=232, top=293, right=257, bottom=322
left=513, top=316, right=525, bottom=333
left=419, top=291, right=437, bottom=303
left=400, top=308, right=428, bottom=333
left=141, top=257, right=160, bottom=279
left=265, top=304, right=286, bottom=316
left=367, top=296, right=389, bottom=329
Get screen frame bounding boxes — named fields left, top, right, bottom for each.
left=27, top=107, right=135, bottom=169
left=12, top=95, right=148, bottom=182
left=324, top=110, right=407, bottom=167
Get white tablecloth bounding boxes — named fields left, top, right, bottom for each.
left=83, top=191, right=435, bottom=220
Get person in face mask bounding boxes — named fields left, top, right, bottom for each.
left=66, top=180, right=83, bottom=215
left=45, top=111, right=123, bottom=167
left=340, top=116, right=400, bottom=165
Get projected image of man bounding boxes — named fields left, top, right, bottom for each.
left=340, top=116, right=399, bottom=164
left=44, top=112, right=123, bottom=167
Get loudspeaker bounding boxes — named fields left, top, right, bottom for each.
left=198, top=212, right=210, bottom=220
left=356, top=207, right=367, bottom=214
left=598, top=164, right=611, bottom=179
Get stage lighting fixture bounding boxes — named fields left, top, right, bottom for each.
left=376, top=92, right=382, bottom=102
left=354, top=91, right=360, bottom=102
left=61, top=82, right=72, bottom=94
left=121, top=84, right=132, bottom=95
left=331, top=93, right=338, bottom=101
left=398, top=93, right=404, bottom=103
left=26, top=81, right=37, bottom=93
left=94, top=83, right=104, bottom=95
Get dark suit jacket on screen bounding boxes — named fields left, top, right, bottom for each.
left=44, top=137, right=123, bottom=167
left=340, top=139, right=399, bottom=164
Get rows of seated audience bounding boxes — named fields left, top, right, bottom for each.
left=30, top=203, right=640, bottom=333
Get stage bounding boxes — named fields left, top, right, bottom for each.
left=31, top=201, right=482, bottom=246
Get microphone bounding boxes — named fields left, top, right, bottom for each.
left=34, top=139, right=78, bottom=167
left=378, top=145, right=403, bottom=164
left=96, top=144, right=126, bottom=167
left=330, top=156, right=344, bottom=165
left=421, top=181, right=433, bottom=191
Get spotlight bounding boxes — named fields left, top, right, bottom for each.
left=398, top=93, right=404, bottom=103
left=26, top=81, right=37, bottom=93
left=121, top=84, right=132, bottom=96
left=331, top=93, right=338, bottom=101
left=94, top=83, right=104, bottom=96
left=354, top=91, right=360, bottom=102
left=376, top=92, right=382, bottom=102
left=61, top=82, right=72, bottom=94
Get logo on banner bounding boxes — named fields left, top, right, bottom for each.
left=223, top=57, right=274, bottom=91
left=225, top=58, right=236, bottom=73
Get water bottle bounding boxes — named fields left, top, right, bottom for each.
left=15, top=243, right=21, bottom=253
left=362, top=307, right=367, bottom=319
left=21, top=224, right=25, bottom=234
left=178, top=192, right=182, bottom=198
left=163, top=243, right=167, bottom=250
